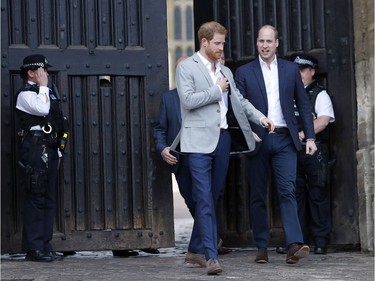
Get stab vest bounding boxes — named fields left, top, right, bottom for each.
left=16, top=83, right=65, bottom=136
left=294, top=81, right=330, bottom=143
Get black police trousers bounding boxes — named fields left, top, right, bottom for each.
left=20, top=133, right=59, bottom=253
left=295, top=143, right=331, bottom=248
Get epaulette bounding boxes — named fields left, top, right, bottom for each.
left=22, top=83, right=39, bottom=93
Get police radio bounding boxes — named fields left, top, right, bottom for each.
left=52, top=83, right=70, bottom=152
left=59, top=116, right=69, bottom=151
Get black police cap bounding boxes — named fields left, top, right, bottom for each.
left=20, top=54, right=52, bottom=70
left=291, top=53, right=318, bottom=69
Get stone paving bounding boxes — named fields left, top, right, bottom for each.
left=1, top=218, right=374, bottom=281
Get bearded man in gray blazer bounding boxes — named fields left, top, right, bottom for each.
left=171, top=21, right=274, bottom=275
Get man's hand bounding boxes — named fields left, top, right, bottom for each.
left=252, top=132, right=262, bottom=142
left=261, top=117, right=275, bottom=133
left=305, top=140, right=317, bottom=155
left=161, top=147, right=178, bottom=165
left=216, top=77, right=229, bottom=92
left=298, top=131, right=305, bottom=142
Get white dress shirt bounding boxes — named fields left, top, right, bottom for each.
left=312, top=88, right=335, bottom=123
left=16, top=81, right=50, bottom=130
left=197, top=52, right=228, bottom=129
left=259, top=56, right=287, bottom=127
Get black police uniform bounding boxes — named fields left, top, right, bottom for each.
left=294, top=80, right=332, bottom=253
left=16, top=54, right=66, bottom=262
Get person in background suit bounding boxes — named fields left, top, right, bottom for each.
left=235, top=25, right=317, bottom=265
left=153, top=55, right=195, bottom=223
left=171, top=21, right=274, bottom=275
left=219, top=53, right=225, bottom=65
left=153, top=56, right=192, bottom=211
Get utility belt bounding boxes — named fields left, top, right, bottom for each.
left=19, top=128, right=68, bottom=152
left=18, top=129, right=60, bottom=149
left=26, top=130, right=59, bottom=139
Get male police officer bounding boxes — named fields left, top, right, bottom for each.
left=16, top=54, right=67, bottom=262
left=292, top=53, right=335, bottom=254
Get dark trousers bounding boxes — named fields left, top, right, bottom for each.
left=247, top=133, right=303, bottom=249
left=21, top=134, right=59, bottom=253
left=188, top=130, right=231, bottom=260
left=296, top=144, right=331, bottom=247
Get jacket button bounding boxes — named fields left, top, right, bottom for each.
left=217, top=109, right=220, bottom=113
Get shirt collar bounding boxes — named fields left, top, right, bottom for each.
left=258, top=55, right=278, bottom=69
left=197, top=51, right=220, bottom=73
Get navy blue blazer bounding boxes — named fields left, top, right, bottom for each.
left=153, top=88, right=182, bottom=173
left=235, top=57, right=315, bottom=153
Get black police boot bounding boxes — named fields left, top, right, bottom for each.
left=314, top=246, right=327, bottom=255
left=46, top=251, right=65, bottom=260
left=25, top=250, right=54, bottom=262
left=112, top=250, right=139, bottom=257
left=141, top=248, right=160, bottom=254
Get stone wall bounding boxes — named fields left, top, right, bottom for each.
left=353, top=0, right=374, bottom=252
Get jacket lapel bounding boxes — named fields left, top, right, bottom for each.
left=192, top=53, right=214, bottom=86
left=173, top=90, right=182, bottom=124
left=252, top=60, right=268, bottom=111
left=277, top=59, right=286, bottom=101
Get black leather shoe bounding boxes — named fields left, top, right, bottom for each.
left=275, top=246, right=287, bottom=254
left=141, top=248, right=160, bottom=254
left=314, top=246, right=327, bottom=255
left=61, top=251, right=76, bottom=256
left=112, top=250, right=139, bottom=257
left=47, top=251, right=64, bottom=260
left=25, top=250, right=54, bottom=262
left=218, top=246, right=232, bottom=255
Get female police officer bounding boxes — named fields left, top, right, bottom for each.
left=16, top=54, right=66, bottom=262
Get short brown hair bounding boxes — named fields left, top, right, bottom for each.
left=197, top=21, right=227, bottom=45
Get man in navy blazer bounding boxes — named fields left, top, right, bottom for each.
left=235, top=25, right=317, bottom=265
left=153, top=58, right=197, bottom=262
left=153, top=86, right=194, bottom=213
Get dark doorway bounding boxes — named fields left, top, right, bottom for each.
left=194, top=0, right=358, bottom=247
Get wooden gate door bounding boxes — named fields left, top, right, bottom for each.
left=1, top=0, right=174, bottom=253
left=194, top=0, right=359, bottom=247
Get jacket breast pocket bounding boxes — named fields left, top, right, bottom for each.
left=184, top=120, right=206, bottom=128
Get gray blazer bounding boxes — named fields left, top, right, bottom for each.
left=171, top=52, right=265, bottom=154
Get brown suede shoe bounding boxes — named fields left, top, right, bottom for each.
left=255, top=248, right=268, bottom=263
left=184, top=251, right=206, bottom=268
left=206, top=258, right=223, bottom=275
left=286, top=244, right=310, bottom=264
